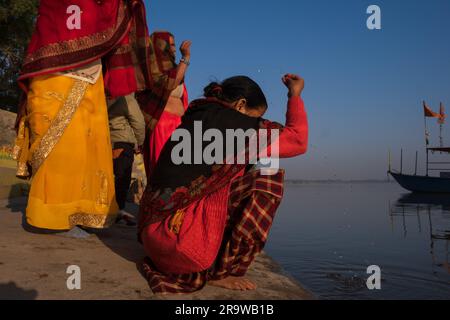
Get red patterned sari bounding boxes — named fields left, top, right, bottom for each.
left=16, top=1, right=191, bottom=129
left=18, top=0, right=150, bottom=97
left=135, top=31, right=189, bottom=177
left=138, top=96, right=309, bottom=294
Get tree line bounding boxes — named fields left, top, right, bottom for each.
left=0, top=0, right=38, bottom=112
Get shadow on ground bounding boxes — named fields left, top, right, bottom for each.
left=5, top=196, right=65, bottom=235
left=0, top=282, right=38, bottom=300
left=94, top=202, right=145, bottom=263
left=3, top=195, right=145, bottom=262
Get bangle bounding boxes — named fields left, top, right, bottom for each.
left=180, top=57, right=190, bottom=66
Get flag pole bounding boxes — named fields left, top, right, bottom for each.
left=400, top=148, right=403, bottom=174
left=388, top=149, right=391, bottom=172
left=387, top=149, right=391, bottom=181
left=439, top=102, right=445, bottom=148
left=423, top=101, right=429, bottom=176
left=424, top=116, right=428, bottom=145
left=423, top=101, right=429, bottom=147
left=415, top=151, right=418, bottom=176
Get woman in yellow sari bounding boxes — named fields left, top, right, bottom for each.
left=22, top=68, right=118, bottom=230
left=14, top=0, right=151, bottom=231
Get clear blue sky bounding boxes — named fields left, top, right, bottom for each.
left=145, top=0, right=450, bottom=180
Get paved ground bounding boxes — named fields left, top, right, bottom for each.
left=0, top=197, right=314, bottom=300
left=0, top=166, right=30, bottom=199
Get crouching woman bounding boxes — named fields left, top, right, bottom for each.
left=138, top=74, right=308, bottom=294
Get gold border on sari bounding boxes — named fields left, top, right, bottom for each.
left=31, top=79, right=89, bottom=175
left=16, top=162, right=29, bottom=178
left=23, top=3, right=127, bottom=66
left=14, top=116, right=31, bottom=179
left=69, top=212, right=116, bottom=229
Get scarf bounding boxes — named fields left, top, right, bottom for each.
left=139, top=99, right=284, bottom=228
left=135, top=31, right=180, bottom=132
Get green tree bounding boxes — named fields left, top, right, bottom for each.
left=0, top=0, right=38, bottom=112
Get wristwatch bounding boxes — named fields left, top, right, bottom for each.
left=180, top=57, right=190, bottom=66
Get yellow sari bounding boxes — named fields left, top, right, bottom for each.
left=15, top=73, right=118, bottom=230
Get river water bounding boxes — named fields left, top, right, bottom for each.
left=265, top=182, right=450, bottom=299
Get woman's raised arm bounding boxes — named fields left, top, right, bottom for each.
left=168, top=40, right=191, bottom=91
left=278, top=94, right=308, bottom=158
left=267, top=74, right=309, bottom=159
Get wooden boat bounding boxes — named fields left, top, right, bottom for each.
left=389, top=148, right=450, bottom=193
left=389, top=102, right=450, bottom=193
left=389, top=172, right=450, bottom=193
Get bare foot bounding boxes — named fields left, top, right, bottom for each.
left=209, top=277, right=257, bottom=291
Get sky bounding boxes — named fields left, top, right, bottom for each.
left=144, top=0, right=450, bottom=180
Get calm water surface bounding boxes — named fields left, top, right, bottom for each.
left=265, top=182, right=450, bottom=300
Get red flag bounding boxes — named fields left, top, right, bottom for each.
left=423, top=101, right=440, bottom=118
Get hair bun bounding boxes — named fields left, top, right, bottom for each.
left=204, top=82, right=223, bottom=98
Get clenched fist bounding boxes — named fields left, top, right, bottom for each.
left=282, top=74, right=304, bottom=97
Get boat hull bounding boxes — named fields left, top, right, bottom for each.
left=389, top=172, right=450, bottom=193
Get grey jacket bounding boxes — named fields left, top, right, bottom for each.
left=107, top=95, right=146, bottom=147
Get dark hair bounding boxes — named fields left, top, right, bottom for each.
left=203, top=76, right=268, bottom=111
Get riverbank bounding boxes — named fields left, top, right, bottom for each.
left=0, top=195, right=314, bottom=300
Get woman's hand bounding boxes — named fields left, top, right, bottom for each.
left=172, top=40, right=192, bottom=90
left=282, top=74, right=304, bottom=97
left=180, top=40, right=192, bottom=59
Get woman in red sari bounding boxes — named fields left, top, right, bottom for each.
left=137, top=32, right=191, bottom=178
left=138, top=74, right=309, bottom=293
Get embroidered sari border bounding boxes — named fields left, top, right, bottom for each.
left=31, top=79, right=89, bottom=174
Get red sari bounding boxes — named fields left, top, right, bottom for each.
left=138, top=96, right=309, bottom=294
left=16, top=0, right=151, bottom=128
left=145, top=85, right=189, bottom=176
left=18, top=0, right=151, bottom=94
left=17, top=1, right=183, bottom=133
left=136, top=31, right=190, bottom=177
